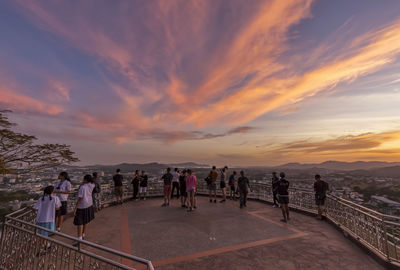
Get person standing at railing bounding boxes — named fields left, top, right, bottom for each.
left=208, top=166, right=218, bottom=203
left=186, top=169, right=198, bottom=212
left=271, top=172, right=279, bottom=208
left=132, top=170, right=140, bottom=201
left=34, top=185, right=61, bottom=238
left=161, top=168, right=173, bottom=207
left=113, top=169, right=124, bottom=205
left=73, top=174, right=95, bottom=242
left=179, top=169, right=188, bottom=208
left=314, top=174, right=329, bottom=220
left=139, top=170, right=148, bottom=201
left=54, top=171, right=72, bottom=232
left=228, top=171, right=237, bottom=200
left=171, top=168, right=180, bottom=199
left=92, top=172, right=102, bottom=212
left=276, top=172, right=290, bottom=223
left=219, top=167, right=227, bottom=203
left=237, top=171, right=252, bottom=208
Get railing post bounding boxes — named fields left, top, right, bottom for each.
left=381, top=216, right=391, bottom=262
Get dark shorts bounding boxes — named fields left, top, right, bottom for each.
left=315, top=193, right=326, bottom=206
left=180, top=186, right=187, bottom=197
left=73, top=206, right=95, bottom=226
left=56, top=201, right=68, bottom=217
left=114, top=186, right=124, bottom=197
left=230, top=185, right=235, bottom=191
left=220, top=181, right=226, bottom=189
left=278, top=195, right=289, bottom=204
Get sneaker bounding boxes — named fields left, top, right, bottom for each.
left=214, top=200, right=217, bottom=203
left=161, top=203, right=167, bottom=207
left=219, top=199, right=226, bottom=203
left=280, top=219, right=287, bottom=223
left=272, top=205, right=277, bottom=208
left=143, top=198, right=146, bottom=201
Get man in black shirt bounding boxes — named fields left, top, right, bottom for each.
left=237, top=171, right=252, bottom=208
left=139, top=170, right=148, bottom=201
left=131, top=170, right=140, bottom=201
left=275, top=172, right=290, bottom=222
left=314, top=174, right=329, bottom=220
left=161, top=168, right=173, bottom=207
left=113, top=169, right=124, bottom=204
left=271, top=172, right=279, bottom=207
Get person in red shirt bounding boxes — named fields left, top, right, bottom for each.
left=314, top=174, right=329, bottom=220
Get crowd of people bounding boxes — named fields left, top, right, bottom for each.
left=32, top=166, right=329, bottom=247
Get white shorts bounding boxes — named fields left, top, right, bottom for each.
left=139, top=187, right=147, bottom=193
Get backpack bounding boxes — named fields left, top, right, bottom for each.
left=205, top=176, right=211, bottom=185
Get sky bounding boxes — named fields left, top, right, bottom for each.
left=1, top=0, right=400, bottom=166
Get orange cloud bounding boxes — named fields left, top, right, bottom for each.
left=261, top=130, right=400, bottom=163
left=0, top=85, right=63, bottom=115
left=185, top=18, right=400, bottom=127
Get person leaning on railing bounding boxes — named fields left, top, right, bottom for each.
left=314, top=174, right=329, bottom=220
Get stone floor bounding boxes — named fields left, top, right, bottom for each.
left=62, top=196, right=386, bottom=270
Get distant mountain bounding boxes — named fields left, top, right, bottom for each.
left=277, top=161, right=400, bottom=171
left=369, top=166, right=400, bottom=178
left=167, top=162, right=209, bottom=168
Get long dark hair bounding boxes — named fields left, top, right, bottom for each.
left=42, top=186, right=54, bottom=201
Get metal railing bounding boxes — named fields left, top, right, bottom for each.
left=1, top=180, right=399, bottom=269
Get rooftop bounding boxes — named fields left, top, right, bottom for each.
left=61, top=197, right=386, bottom=270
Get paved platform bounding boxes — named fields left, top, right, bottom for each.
left=62, top=197, right=385, bottom=270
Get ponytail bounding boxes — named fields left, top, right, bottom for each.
left=59, top=171, right=71, bottom=182
left=42, top=186, right=55, bottom=201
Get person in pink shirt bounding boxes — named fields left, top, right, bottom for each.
left=185, top=169, right=197, bottom=212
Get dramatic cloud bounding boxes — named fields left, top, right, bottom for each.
left=262, top=130, right=400, bottom=162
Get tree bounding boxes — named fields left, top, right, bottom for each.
left=0, top=110, right=79, bottom=174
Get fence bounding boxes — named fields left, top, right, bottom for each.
left=1, top=180, right=399, bottom=269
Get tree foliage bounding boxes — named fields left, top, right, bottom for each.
left=0, top=110, right=79, bottom=174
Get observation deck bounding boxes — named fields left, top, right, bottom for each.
left=1, top=183, right=399, bottom=270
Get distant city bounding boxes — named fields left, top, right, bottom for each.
left=1, top=161, right=399, bottom=220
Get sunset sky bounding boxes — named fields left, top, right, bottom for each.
left=1, top=0, right=400, bottom=166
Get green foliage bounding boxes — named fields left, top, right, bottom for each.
left=0, top=110, right=79, bottom=174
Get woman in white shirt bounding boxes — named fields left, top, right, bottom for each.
left=53, top=171, right=72, bottom=232
left=73, top=174, right=95, bottom=241
left=33, top=186, right=61, bottom=237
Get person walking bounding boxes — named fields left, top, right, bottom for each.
left=237, top=171, right=251, bottom=208
left=271, top=172, right=279, bottom=208
left=314, top=174, right=329, bottom=220
left=131, top=170, right=140, bottom=201
left=276, top=172, right=290, bottom=222
left=219, top=167, right=227, bottom=203
left=139, top=170, right=148, bottom=201
left=113, top=169, right=124, bottom=204
left=171, top=168, right=180, bottom=199
left=161, top=168, right=173, bottom=206
left=92, top=172, right=102, bottom=212
left=208, top=166, right=218, bottom=203
left=73, top=174, right=95, bottom=242
left=54, top=171, right=72, bottom=232
left=228, top=171, right=237, bottom=200
left=179, top=170, right=188, bottom=208
left=185, top=169, right=198, bottom=212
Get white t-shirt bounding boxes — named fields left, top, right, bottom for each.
left=77, top=183, right=95, bottom=209
left=172, top=171, right=179, bottom=183
left=55, top=180, right=72, bottom=201
left=34, top=195, right=61, bottom=223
